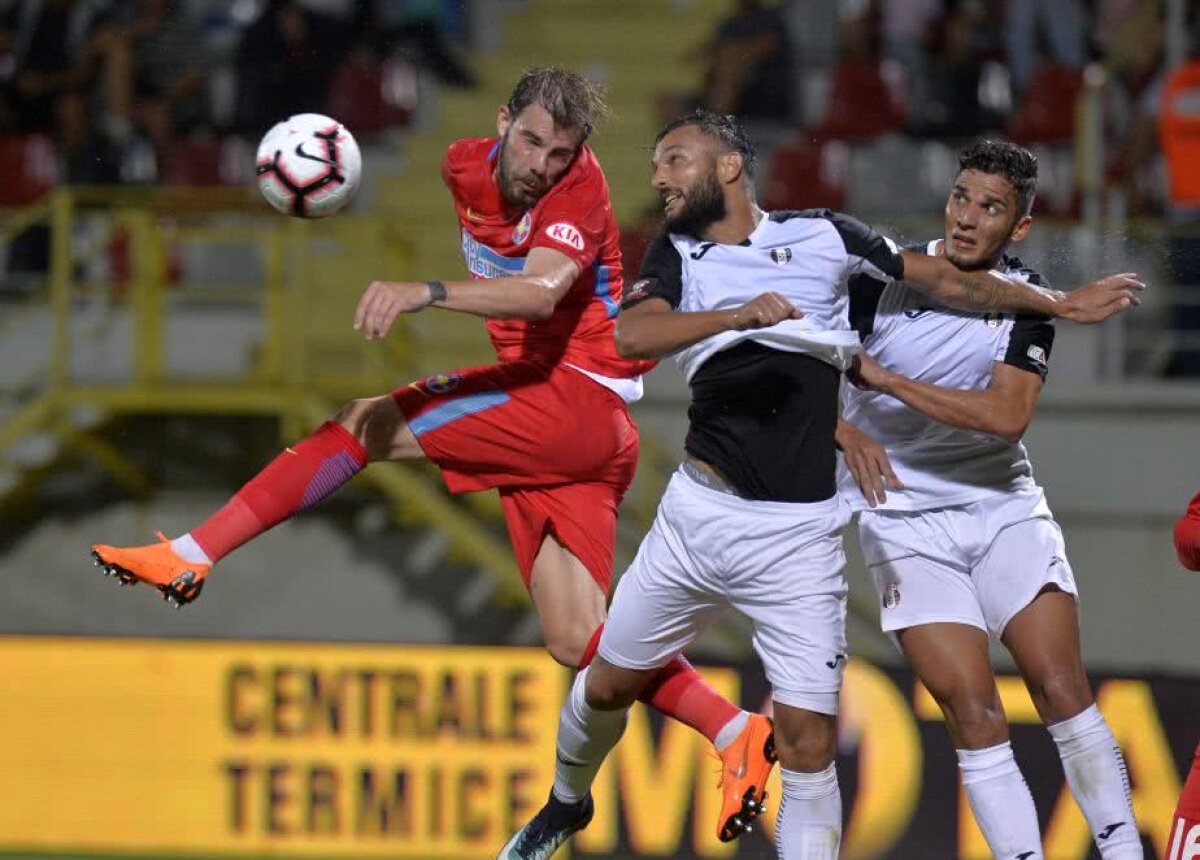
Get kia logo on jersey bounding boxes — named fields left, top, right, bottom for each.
left=545, top=222, right=584, bottom=251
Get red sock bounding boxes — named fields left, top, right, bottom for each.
left=576, top=623, right=740, bottom=744
left=190, top=421, right=367, bottom=562
left=1169, top=743, right=1200, bottom=859
left=639, top=654, right=742, bottom=744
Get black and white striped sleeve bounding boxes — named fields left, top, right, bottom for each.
left=622, top=232, right=683, bottom=310
left=822, top=210, right=906, bottom=282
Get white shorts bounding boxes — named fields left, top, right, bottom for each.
left=598, top=468, right=852, bottom=715
left=859, top=489, right=1078, bottom=642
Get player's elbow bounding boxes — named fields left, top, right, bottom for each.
left=510, top=286, right=557, bottom=320
left=614, top=322, right=652, bottom=359
left=524, top=295, right=557, bottom=321
left=519, top=278, right=563, bottom=321
left=991, top=417, right=1029, bottom=444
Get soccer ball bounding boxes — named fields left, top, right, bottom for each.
left=255, top=113, right=362, bottom=218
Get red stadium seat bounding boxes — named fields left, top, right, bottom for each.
left=1006, top=65, right=1084, bottom=145
left=811, top=61, right=907, bottom=142
left=762, top=140, right=848, bottom=211
left=0, top=135, right=58, bottom=206
left=327, top=55, right=415, bottom=138
left=163, top=136, right=254, bottom=186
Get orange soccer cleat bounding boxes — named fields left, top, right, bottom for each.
left=90, top=533, right=210, bottom=608
left=716, top=713, right=778, bottom=842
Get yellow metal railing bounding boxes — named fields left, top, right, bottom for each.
left=0, top=186, right=526, bottom=598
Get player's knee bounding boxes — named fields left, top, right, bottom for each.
left=1027, top=670, right=1093, bottom=723
left=334, top=396, right=417, bottom=462
left=583, top=664, right=641, bottom=711
left=773, top=710, right=837, bottom=771
left=544, top=634, right=586, bottom=669
left=542, top=620, right=596, bottom=669
left=938, top=695, right=1008, bottom=748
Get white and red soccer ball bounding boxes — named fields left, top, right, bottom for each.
left=255, top=113, right=361, bottom=218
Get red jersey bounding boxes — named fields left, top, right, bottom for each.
left=1175, top=491, right=1200, bottom=572
left=441, top=137, right=652, bottom=378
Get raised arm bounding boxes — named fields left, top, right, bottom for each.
left=353, top=247, right=579, bottom=340
left=900, top=250, right=1144, bottom=324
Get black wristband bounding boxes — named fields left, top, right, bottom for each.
left=426, top=280, right=447, bottom=304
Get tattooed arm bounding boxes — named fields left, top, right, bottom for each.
left=899, top=250, right=1143, bottom=324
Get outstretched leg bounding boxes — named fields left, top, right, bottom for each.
left=91, top=394, right=414, bottom=604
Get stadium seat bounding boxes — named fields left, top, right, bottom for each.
left=810, top=60, right=907, bottom=142
left=0, top=135, right=57, bottom=206
left=163, top=136, right=254, bottom=187
left=761, top=139, right=849, bottom=211
left=327, top=54, right=415, bottom=138
left=1006, top=65, right=1084, bottom=145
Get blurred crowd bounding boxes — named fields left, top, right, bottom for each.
left=664, top=0, right=1195, bottom=219
left=0, top=0, right=476, bottom=186
left=0, top=0, right=1194, bottom=215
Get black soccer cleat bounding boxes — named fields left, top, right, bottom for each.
left=496, top=792, right=594, bottom=860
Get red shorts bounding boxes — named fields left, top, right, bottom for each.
left=393, top=361, right=639, bottom=592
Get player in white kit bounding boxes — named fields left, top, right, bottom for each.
left=498, top=114, right=1142, bottom=860
left=838, top=140, right=1143, bottom=859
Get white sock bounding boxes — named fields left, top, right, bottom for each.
left=551, top=669, right=628, bottom=804
left=1048, top=705, right=1142, bottom=858
left=713, top=711, right=750, bottom=752
left=171, top=533, right=212, bottom=565
left=775, top=764, right=841, bottom=860
left=958, top=742, right=1043, bottom=859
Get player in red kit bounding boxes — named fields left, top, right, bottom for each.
left=1167, top=491, right=1200, bottom=860
left=90, top=68, right=776, bottom=842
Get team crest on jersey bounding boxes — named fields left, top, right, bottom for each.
left=512, top=212, right=532, bottom=245
left=424, top=372, right=463, bottom=394
left=625, top=278, right=652, bottom=302
left=545, top=222, right=584, bottom=251
left=882, top=582, right=901, bottom=609
left=985, top=313, right=1003, bottom=328
left=770, top=247, right=793, bottom=265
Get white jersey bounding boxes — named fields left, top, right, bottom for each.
left=623, top=209, right=906, bottom=381
left=838, top=240, right=1056, bottom=512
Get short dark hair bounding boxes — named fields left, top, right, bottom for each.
left=655, top=110, right=758, bottom=178
left=958, top=139, right=1038, bottom=216
left=506, top=67, right=610, bottom=141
